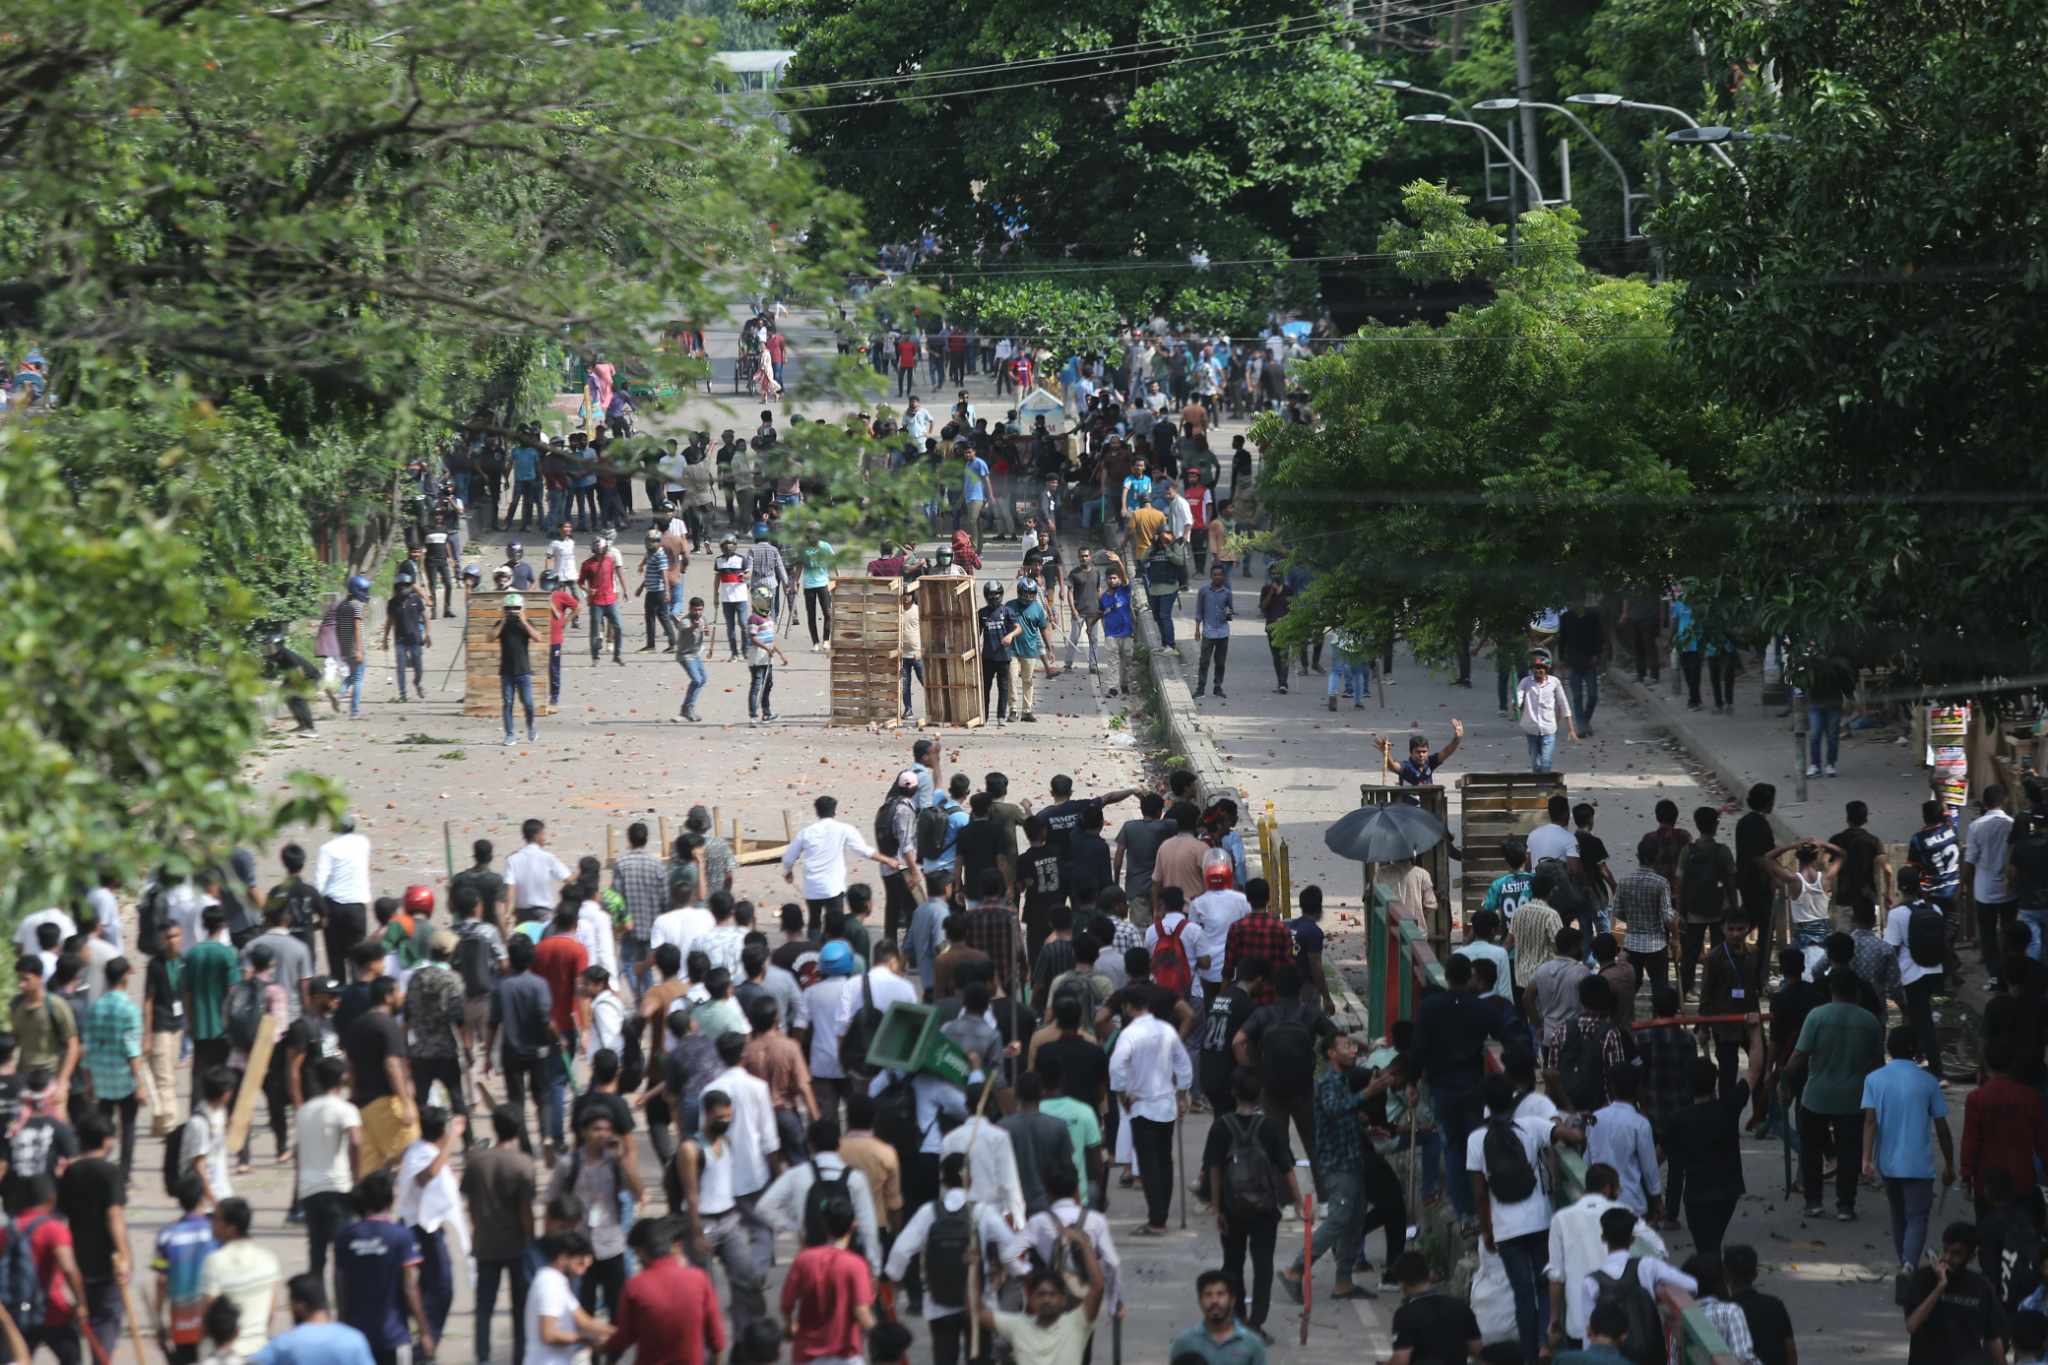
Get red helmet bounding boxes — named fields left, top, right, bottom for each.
left=402, top=885, right=435, bottom=916
left=1202, top=849, right=1234, bottom=891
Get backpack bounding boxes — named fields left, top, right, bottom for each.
left=1589, top=1257, right=1666, bottom=1365
left=924, top=1203, right=973, bottom=1306
left=1557, top=1017, right=1613, bottom=1113
left=838, top=971, right=886, bottom=1079
left=915, top=804, right=952, bottom=863
left=0, top=1216, right=51, bottom=1333
left=1255, top=1008, right=1318, bottom=1091
left=1536, top=856, right=1587, bottom=926
left=1219, top=1114, right=1285, bottom=1222
left=1907, top=899, right=1947, bottom=969
left=454, top=927, right=498, bottom=1000
left=1151, top=918, right=1194, bottom=999
left=1680, top=842, right=1726, bottom=920
left=1480, top=1117, right=1539, bottom=1203
left=225, top=978, right=268, bottom=1052
left=872, top=1073, right=922, bottom=1150
left=874, top=796, right=910, bottom=858
left=136, top=884, right=167, bottom=960
left=802, top=1165, right=859, bottom=1252
left=162, top=1119, right=190, bottom=1198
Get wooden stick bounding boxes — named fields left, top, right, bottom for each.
left=118, top=1275, right=150, bottom=1365
left=443, top=819, right=455, bottom=882
left=224, top=1014, right=279, bottom=1152
left=1176, top=1110, right=1188, bottom=1229
left=1299, top=1193, right=1314, bottom=1344
left=783, top=808, right=795, bottom=843
left=713, top=806, right=723, bottom=837
left=606, top=825, right=618, bottom=867
left=659, top=815, right=671, bottom=856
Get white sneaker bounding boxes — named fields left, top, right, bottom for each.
left=1805, top=764, right=1820, bottom=778
left=1825, top=764, right=1838, bottom=777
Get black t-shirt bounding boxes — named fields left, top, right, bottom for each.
left=1019, top=847, right=1065, bottom=921
left=1831, top=826, right=1888, bottom=904
left=144, top=957, right=183, bottom=1032
left=1769, top=980, right=1826, bottom=1071
left=956, top=821, right=1004, bottom=893
left=497, top=616, right=534, bottom=678
left=285, top=1013, right=341, bottom=1066
left=2012, top=825, right=2048, bottom=909
left=1389, top=1290, right=1481, bottom=1363
left=1035, top=1034, right=1108, bottom=1107
left=1735, top=811, right=1775, bottom=903
left=571, top=1090, right=635, bottom=1138
left=1241, top=1001, right=1335, bottom=1088
left=1199, top=1109, right=1295, bottom=1194
left=1061, top=833, right=1113, bottom=901
left=56, top=1157, right=123, bottom=1280
left=1197, top=986, right=1257, bottom=1064
left=1734, top=1289, right=1794, bottom=1365
left=1898, top=1265, right=2006, bottom=1365
left=344, top=1011, right=408, bottom=1106
left=1575, top=831, right=1611, bottom=903
left=1040, top=800, right=1102, bottom=858
left=387, top=593, right=428, bottom=646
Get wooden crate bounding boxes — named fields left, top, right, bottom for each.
left=830, top=577, right=904, bottom=725
left=1360, top=782, right=1453, bottom=957
left=918, top=576, right=985, bottom=726
left=464, top=590, right=554, bottom=718
left=1456, top=771, right=1568, bottom=923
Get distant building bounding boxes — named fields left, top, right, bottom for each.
left=713, top=50, right=794, bottom=92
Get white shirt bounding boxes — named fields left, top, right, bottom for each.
left=506, top=844, right=571, bottom=912
left=575, top=900, right=618, bottom=977
left=1885, top=900, right=1939, bottom=986
left=1464, top=1115, right=1553, bottom=1242
left=587, top=990, right=625, bottom=1057
left=1146, top=912, right=1207, bottom=1000
left=707, top=1064, right=780, bottom=1196
left=13, top=909, right=75, bottom=955
left=832, top=966, right=919, bottom=1043
left=1577, top=1249, right=1697, bottom=1335
left=885, top=1190, right=1031, bottom=1317
left=1518, top=673, right=1572, bottom=737
left=1967, top=808, right=2015, bottom=903
left=801, top=978, right=856, bottom=1079
left=652, top=906, right=715, bottom=960
left=525, top=1264, right=581, bottom=1365
left=1166, top=494, right=1193, bottom=539
left=756, top=1153, right=883, bottom=1277
left=188, top=1105, right=233, bottom=1201
left=547, top=538, right=578, bottom=583
left=1025, top=1200, right=1124, bottom=1312
left=1526, top=823, right=1578, bottom=866
left=312, top=833, right=372, bottom=906
left=941, top=1116, right=1027, bottom=1228
left=782, top=819, right=878, bottom=900
left=295, top=1095, right=361, bottom=1200
left=84, top=889, right=120, bottom=949
left=1107, top=1013, right=1193, bottom=1123
left=162, top=884, right=210, bottom=949
left=1188, top=890, right=1250, bottom=984
left=1547, top=1193, right=1669, bottom=1341
left=397, top=1139, right=470, bottom=1254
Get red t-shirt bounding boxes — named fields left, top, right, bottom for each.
left=895, top=340, right=918, bottom=369
left=549, top=589, right=579, bottom=647
left=602, top=1256, right=727, bottom=1365
left=532, top=933, right=589, bottom=1033
left=779, top=1246, right=871, bottom=1362
left=765, top=333, right=786, bottom=364
left=17, top=1213, right=73, bottom=1323
left=578, top=554, right=619, bottom=607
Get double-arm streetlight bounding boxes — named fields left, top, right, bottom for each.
left=1565, top=92, right=1740, bottom=171
left=1401, top=113, right=1547, bottom=210
left=1473, top=96, right=1644, bottom=240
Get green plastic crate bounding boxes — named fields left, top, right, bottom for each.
left=865, top=1003, right=973, bottom=1086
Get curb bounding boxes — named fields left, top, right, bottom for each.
left=1605, top=671, right=1801, bottom=847
left=1130, top=588, right=1242, bottom=808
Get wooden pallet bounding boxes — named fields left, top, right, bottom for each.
left=830, top=577, right=906, bottom=725
left=1456, top=771, right=1568, bottom=921
left=917, top=576, right=985, bottom=726
left=464, top=590, right=554, bottom=718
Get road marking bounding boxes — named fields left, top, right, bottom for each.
left=1349, top=1295, right=1389, bottom=1354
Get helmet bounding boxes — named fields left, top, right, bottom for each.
left=402, top=885, right=434, bottom=916
left=505, top=592, right=524, bottom=610
left=818, top=941, right=855, bottom=977
left=345, top=575, right=372, bottom=601
left=395, top=571, right=415, bottom=587
left=506, top=542, right=523, bottom=560
left=540, top=570, right=560, bottom=589
left=1203, top=848, right=1235, bottom=891
left=982, top=581, right=1003, bottom=600
left=492, top=567, right=513, bottom=587
left=645, top=528, right=662, bottom=544
left=594, top=533, right=611, bottom=548
left=461, top=564, right=482, bottom=583
left=659, top=499, right=676, bottom=514
left=1017, top=578, right=1039, bottom=596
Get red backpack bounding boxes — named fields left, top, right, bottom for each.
left=1151, top=917, right=1195, bottom=998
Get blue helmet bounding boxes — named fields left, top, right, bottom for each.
left=818, top=941, right=855, bottom=977
left=345, top=575, right=373, bottom=601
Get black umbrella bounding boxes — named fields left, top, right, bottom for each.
left=1323, top=802, right=1447, bottom=863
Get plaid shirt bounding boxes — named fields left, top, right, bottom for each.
left=959, top=903, right=1028, bottom=996
left=1223, top=913, right=1295, bottom=998
left=1614, top=868, right=1674, bottom=953
left=1636, top=1023, right=1697, bottom=1130
left=1695, top=1299, right=1757, bottom=1364
left=1110, top=916, right=1148, bottom=961
left=1312, top=1065, right=1372, bottom=1175
left=82, top=993, right=142, bottom=1100
left=612, top=849, right=667, bottom=939
left=1850, top=926, right=1900, bottom=999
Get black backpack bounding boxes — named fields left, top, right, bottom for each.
left=874, top=796, right=911, bottom=858
left=1219, top=1114, right=1285, bottom=1222
left=915, top=805, right=952, bottom=863
left=1255, top=1009, right=1318, bottom=1091
left=136, top=884, right=168, bottom=960
left=924, top=1203, right=973, bottom=1306
left=454, top=927, right=499, bottom=1000
left=225, top=978, right=268, bottom=1052
left=0, top=1216, right=51, bottom=1333
left=1589, top=1257, right=1666, bottom=1365
left=162, top=1119, right=190, bottom=1198
left=1536, top=855, right=1588, bottom=926
left=1907, top=899, right=1947, bottom=969
left=802, top=1165, right=859, bottom=1251
left=1558, top=1017, right=1613, bottom=1112
left=1680, top=842, right=1726, bottom=920
left=1481, top=1117, right=1539, bottom=1203
left=839, top=970, right=886, bottom=1079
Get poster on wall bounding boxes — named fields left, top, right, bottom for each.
left=1927, top=704, right=1971, bottom=813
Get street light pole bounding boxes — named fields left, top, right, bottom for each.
left=1567, top=93, right=1740, bottom=172
left=1477, top=97, right=1643, bottom=239
left=1508, top=0, right=1545, bottom=202
left=1402, top=114, right=1547, bottom=210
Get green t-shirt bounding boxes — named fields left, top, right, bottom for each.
left=1793, top=1000, right=1882, bottom=1115
left=1039, top=1095, right=1102, bottom=1191
left=800, top=543, right=835, bottom=590
left=183, top=939, right=243, bottom=1043
left=842, top=918, right=873, bottom=966
left=1011, top=600, right=1048, bottom=659
left=9, top=994, right=75, bottom=1073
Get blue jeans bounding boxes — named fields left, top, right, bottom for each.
left=901, top=659, right=924, bottom=715
left=620, top=935, right=651, bottom=997
left=749, top=664, right=774, bottom=717
left=344, top=659, right=365, bottom=716
left=1150, top=592, right=1178, bottom=647
left=2022, top=907, right=2048, bottom=962
left=1431, top=1078, right=1479, bottom=1219
left=548, top=644, right=563, bottom=704
left=1885, top=1176, right=1933, bottom=1267
left=414, top=1223, right=453, bottom=1340
left=501, top=673, right=536, bottom=738
left=1496, top=1230, right=1551, bottom=1362
left=1568, top=667, right=1599, bottom=726
left=590, top=602, right=623, bottom=660
left=1526, top=732, right=1557, bottom=772
left=1808, top=705, right=1842, bottom=766
left=679, top=653, right=707, bottom=712
left=1292, top=1167, right=1364, bottom=1279
left=394, top=640, right=424, bottom=698
left=1327, top=653, right=1368, bottom=700
left=1791, top=919, right=1829, bottom=951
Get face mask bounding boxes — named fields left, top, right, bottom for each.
left=704, top=1120, right=731, bottom=1141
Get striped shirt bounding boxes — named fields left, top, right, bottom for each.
left=641, top=548, right=668, bottom=595
left=82, top=992, right=142, bottom=1100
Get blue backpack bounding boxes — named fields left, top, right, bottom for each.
left=0, top=1215, right=52, bottom=1332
